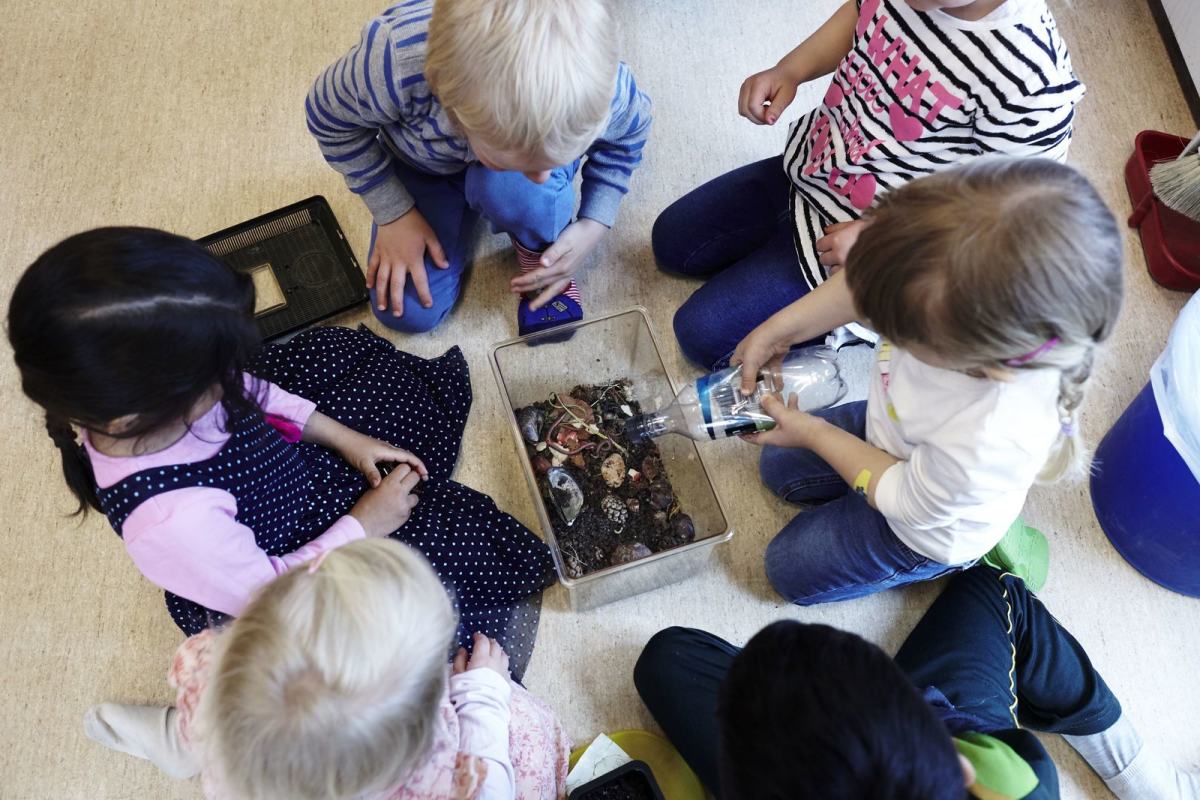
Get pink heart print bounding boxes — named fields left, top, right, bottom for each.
left=887, top=103, right=923, bottom=143
left=823, top=81, right=845, bottom=108
left=849, top=173, right=878, bottom=210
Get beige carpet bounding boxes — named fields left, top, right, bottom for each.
left=1, top=1, right=1197, bottom=797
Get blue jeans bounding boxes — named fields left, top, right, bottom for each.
left=634, top=568, right=1122, bottom=799
left=759, top=401, right=965, bottom=605
left=368, top=157, right=580, bottom=333
left=652, top=156, right=813, bottom=369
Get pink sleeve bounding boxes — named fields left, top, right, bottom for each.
left=123, top=488, right=365, bottom=617
left=247, top=375, right=317, bottom=429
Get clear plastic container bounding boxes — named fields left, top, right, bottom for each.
left=489, top=307, right=733, bottom=610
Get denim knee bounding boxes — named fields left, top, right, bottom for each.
left=672, top=300, right=728, bottom=370
left=370, top=296, right=452, bottom=333
left=466, top=165, right=574, bottom=248
left=651, top=203, right=692, bottom=274
left=759, top=446, right=792, bottom=498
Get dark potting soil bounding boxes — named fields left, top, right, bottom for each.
left=515, top=380, right=696, bottom=578
left=574, top=771, right=659, bottom=800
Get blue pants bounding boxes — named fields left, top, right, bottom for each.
left=759, top=401, right=965, bottom=605
left=652, top=156, right=814, bottom=369
left=368, top=157, right=579, bottom=333
left=634, top=567, right=1122, bottom=798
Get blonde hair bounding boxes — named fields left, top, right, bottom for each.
left=426, top=0, right=617, bottom=164
left=197, top=539, right=457, bottom=800
left=846, top=158, right=1124, bottom=482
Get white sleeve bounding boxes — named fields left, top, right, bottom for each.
left=450, top=669, right=514, bottom=800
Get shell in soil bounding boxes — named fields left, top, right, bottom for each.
left=516, top=380, right=696, bottom=578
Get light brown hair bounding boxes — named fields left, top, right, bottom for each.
left=426, top=0, right=617, bottom=164
left=846, top=158, right=1124, bottom=480
left=197, top=539, right=457, bottom=800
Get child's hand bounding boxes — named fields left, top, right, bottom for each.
left=510, top=218, right=606, bottom=310
left=815, top=219, right=867, bottom=274
left=732, top=322, right=793, bottom=395
left=739, top=66, right=799, bottom=125
left=742, top=393, right=824, bottom=449
left=348, top=464, right=422, bottom=536
left=337, top=431, right=428, bottom=488
left=369, top=209, right=449, bottom=317
left=453, top=633, right=511, bottom=679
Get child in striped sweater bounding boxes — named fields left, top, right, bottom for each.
left=307, top=0, right=651, bottom=336
left=654, top=0, right=1084, bottom=367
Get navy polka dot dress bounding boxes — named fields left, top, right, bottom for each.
left=96, top=326, right=555, bottom=678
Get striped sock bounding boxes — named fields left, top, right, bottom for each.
left=512, top=237, right=582, bottom=304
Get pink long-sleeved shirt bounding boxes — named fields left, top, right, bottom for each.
left=83, top=378, right=364, bottom=617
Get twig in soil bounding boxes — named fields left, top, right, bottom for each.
left=547, top=392, right=628, bottom=457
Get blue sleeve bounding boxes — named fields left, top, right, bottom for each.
left=578, top=62, right=652, bottom=227
left=305, top=17, right=416, bottom=224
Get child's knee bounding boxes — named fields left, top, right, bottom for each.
left=370, top=297, right=452, bottom=333
left=634, top=627, right=700, bottom=701
left=467, top=166, right=573, bottom=246
left=672, top=301, right=725, bottom=369
left=651, top=206, right=687, bottom=274
left=763, top=529, right=824, bottom=606
left=758, top=446, right=791, bottom=497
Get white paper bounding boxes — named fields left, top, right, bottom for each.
left=565, top=734, right=632, bottom=794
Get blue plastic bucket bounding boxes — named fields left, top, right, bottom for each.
left=1090, top=382, right=1200, bottom=596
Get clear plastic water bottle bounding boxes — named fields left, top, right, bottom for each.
left=627, top=347, right=846, bottom=442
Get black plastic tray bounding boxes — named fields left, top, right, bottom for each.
left=568, top=760, right=666, bottom=800
left=198, top=196, right=367, bottom=341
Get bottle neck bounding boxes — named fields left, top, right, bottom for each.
left=628, top=412, right=673, bottom=442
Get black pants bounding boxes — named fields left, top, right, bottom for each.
left=633, top=566, right=1123, bottom=798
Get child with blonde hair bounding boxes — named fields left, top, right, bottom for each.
left=84, top=538, right=571, bottom=799
left=734, top=158, right=1123, bottom=604
left=308, top=0, right=652, bottom=335
left=656, top=0, right=1084, bottom=367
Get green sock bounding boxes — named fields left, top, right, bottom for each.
left=982, top=518, right=1050, bottom=591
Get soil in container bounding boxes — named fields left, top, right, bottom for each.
left=515, top=380, right=696, bottom=578
left=572, top=770, right=660, bottom=800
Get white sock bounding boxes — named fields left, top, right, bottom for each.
left=1064, top=714, right=1200, bottom=800
left=84, top=703, right=199, bottom=779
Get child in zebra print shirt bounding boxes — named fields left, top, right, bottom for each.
left=654, top=0, right=1083, bottom=367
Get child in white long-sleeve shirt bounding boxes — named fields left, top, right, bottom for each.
left=736, top=158, right=1123, bottom=604
left=83, top=538, right=570, bottom=800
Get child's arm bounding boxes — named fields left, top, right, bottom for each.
left=732, top=270, right=860, bottom=394
left=452, top=634, right=516, bottom=800
left=739, top=0, right=858, bottom=124
left=301, top=411, right=428, bottom=486
left=750, top=394, right=897, bottom=505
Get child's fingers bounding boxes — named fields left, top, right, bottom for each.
left=426, top=235, right=449, bottom=269
left=366, top=246, right=381, bottom=289
left=363, top=462, right=382, bottom=488
left=761, top=393, right=787, bottom=421
left=391, top=449, right=427, bottom=477
left=396, top=468, right=421, bottom=496
left=530, top=278, right=572, bottom=311
left=453, top=647, right=468, bottom=674
left=374, top=260, right=392, bottom=310
left=410, top=262, right=433, bottom=309
left=389, top=264, right=409, bottom=317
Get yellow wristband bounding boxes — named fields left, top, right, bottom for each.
left=853, top=468, right=872, bottom=498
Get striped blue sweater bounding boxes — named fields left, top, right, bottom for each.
left=306, top=1, right=652, bottom=227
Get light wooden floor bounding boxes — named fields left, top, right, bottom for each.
left=0, top=2, right=1196, bottom=797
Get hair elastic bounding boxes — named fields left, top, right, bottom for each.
left=1060, top=420, right=1077, bottom=437
left=1006, top=337, right=1060, bottom=367
left=307, top=551, right=332, bottom=574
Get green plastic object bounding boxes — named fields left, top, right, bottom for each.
left=981, top=518, right=1049, bottom=591
left=569, top=730, right=705, bottom=800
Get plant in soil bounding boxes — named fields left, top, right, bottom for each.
left=516, top=380, right=696, bottom=578
left=573, top=770, right=659, bottom=800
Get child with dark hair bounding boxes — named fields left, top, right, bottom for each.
left=7, top=227, right=553, bottom=673
left=635, top=567, right=1199, bottom=799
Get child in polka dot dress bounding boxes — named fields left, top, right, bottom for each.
left=84, top=538, right=571, bottom=799
left=9, top=227, right=555, bottom=674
